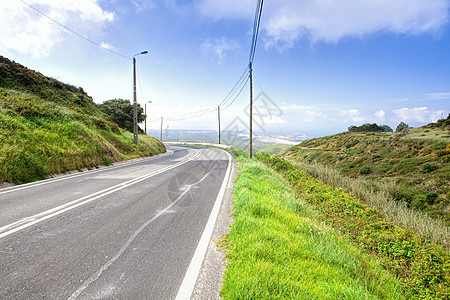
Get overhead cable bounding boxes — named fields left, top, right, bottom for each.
left=18, top=0, right=131, bottom=60
left=249, top=0, right=264, bottom=64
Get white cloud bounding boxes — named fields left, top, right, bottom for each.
left=375, top=109, right=386, bottom=119
left=100, top=42, right=115, bottom=51
left=392, top=107, right=445, bottom=123
left=339, top=109, right=365, bottom=123
left=197, top=0, right=449, bottom=49
left=200, top=37, right=240, bottom=64
left=0, top=0, right=114, bottom=58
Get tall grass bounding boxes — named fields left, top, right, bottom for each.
left=0, top=88, right=166, bottom=184
left=221, top=150, right=405, bottom=299
left=292, top=160, right=450, bottom=248
left=256, top=153, right=450, bottom=298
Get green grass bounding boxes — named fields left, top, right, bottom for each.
left=284, top=127, right=450, bottom=225
left=255, top=154, right=450, bottom=299
left=291, top=160, right=450, bottom=248
left=0, top=56, right=166, bottom=184
left=258, top=144, right=291, bottom=155
left=221, top=151, right=405, bottom=299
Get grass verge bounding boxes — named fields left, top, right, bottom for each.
left=255, top=153, right=449, bottom=299
left=221, top=150, right=405, bottom=299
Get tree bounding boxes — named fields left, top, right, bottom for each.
left=396, top=122, right=409, bottom=132
left=98, top=99, right=146, bottom=133
left=348, top=123, right=392, bottom=133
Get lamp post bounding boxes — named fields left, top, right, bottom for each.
left=145, top=101, right=152, bottom=135
left=133, top=50, right=148, bottom=145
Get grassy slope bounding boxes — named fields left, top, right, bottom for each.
left=258, top=144, right=291, bottom=155
left=221, top=151, right=405, bottom=299
left=253, top=153, right=449, bottom=298
left=0, top=56, right=165, bottom=184
left=283, top=126, right=450, bottom=223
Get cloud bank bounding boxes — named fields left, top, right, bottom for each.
left=198, top=0, right=450, bottom=49
left=0, top=0, right=114, bottom=58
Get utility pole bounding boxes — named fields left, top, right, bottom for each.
left=132, top=51, right=148, bottom=145
left=133, top=57, right=138, bottom=145
left=160, top=117, right=163, bottom=141
left=249, top=62, right=253, bottom=158
left=218, top=105, right=221, bottom=144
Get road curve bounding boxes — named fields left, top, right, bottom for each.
left=0, top=145, right=232, bottom=299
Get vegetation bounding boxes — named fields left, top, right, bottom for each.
left=283, top=124, right=450, bottom=224
left=348, top=123, right=393, bottom=133
left=289, top=160, right=449, bottom=248
left=221, top=150, right=405, bottom=299
left=257, top=144, right=291, bottom=155
left=255, top=153, right=450, bottom=299
left=0, top=56, right=166, bottom=184
left=98, top=98, right=146, bottom=133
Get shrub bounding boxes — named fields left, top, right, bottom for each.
left=420, top=163, right=436, bottom=174
left=426, top=192, right=439, bottom=205
left=372, top=153, right=381, bottom=161
left=359, top=166, right=371, bottom=175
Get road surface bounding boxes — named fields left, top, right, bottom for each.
left=0, top=145, right=232, bottom=299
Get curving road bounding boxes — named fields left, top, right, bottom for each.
left=0, top=145, right=232, bottom=299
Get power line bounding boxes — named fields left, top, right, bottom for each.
left=158, top=68, right=250, bottom=122
left=18, top=0, right=131, bottom=60
left=222, top=76, right=249, bottom=110
left=219, top=66, right=249, bottom=107
left=249, top=0, right=264, bottom=64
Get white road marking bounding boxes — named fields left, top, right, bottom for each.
left=0, top=150, right=175, bottom=196
left=67, top=172, right=211, bottom=300
left=0, top=149, right=199, bottom=240
left=175, top=149, right=232, bottom=300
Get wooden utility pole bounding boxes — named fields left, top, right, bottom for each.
left=218, top=105, right=221, bottom=144
left=160, top=117, right=163, bottom=141
left=249, top=62, right=253, bottom=158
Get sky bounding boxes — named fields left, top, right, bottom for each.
left=1, top=0, right=449, bottom=139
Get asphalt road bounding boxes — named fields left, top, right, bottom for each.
left=0, top=145, right=232, bottom=299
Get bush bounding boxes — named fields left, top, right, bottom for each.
left=372, top=153, right=381, bottom=161
left=426, top=192, right=439, bottom=205
left=348, top=123, right=393, bottom=133
left=420, top=163, right=437, bottom=174
left=359, top=166, right=371, bottom=175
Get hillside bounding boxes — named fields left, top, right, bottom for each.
left=0, top=56, right=166, bottom=184
left=283, top=122, right=450, bottom=224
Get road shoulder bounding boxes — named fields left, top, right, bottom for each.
left=190, top=155, right=236, bottom=300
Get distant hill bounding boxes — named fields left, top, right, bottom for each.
left=0, top=56, right=165, bottom=184
left=282, top=121, right=450, bottom=224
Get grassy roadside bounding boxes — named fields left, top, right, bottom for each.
left=255, top=153, right=449, bottom=299
left=220, top=150, right=405, bottom=299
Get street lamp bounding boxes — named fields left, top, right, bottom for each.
left=145, top=101, right=152, bottom=135
left=133, top=50, right=148, bottom=145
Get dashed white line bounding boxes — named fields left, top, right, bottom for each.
left=0, top=149, right=199, bottom=240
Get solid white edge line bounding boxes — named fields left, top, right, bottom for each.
left=174, top=149, right=232, bottom=300
left=0, top=149, right=200, bottom=240
left=0, top=150, right=175, bottom=196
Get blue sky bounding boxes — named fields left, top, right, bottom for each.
left=1, top=0, right=449, bottom=138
